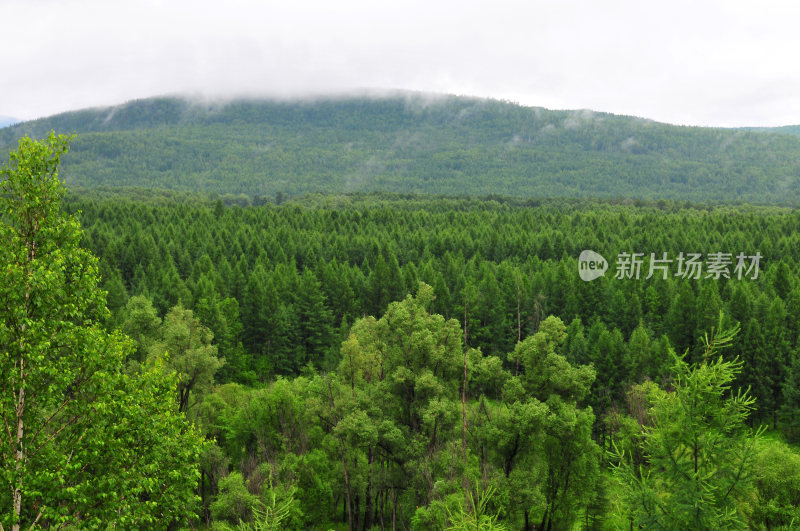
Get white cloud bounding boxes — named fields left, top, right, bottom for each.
left=2, top=0, right=800, bottom=126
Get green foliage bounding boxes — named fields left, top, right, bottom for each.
left=509, top=316, right=595, bottom=402
left=241, top=470, right=302, bottom=531
left=742, top=437, right=800, bottom=529
left=30, top=185, right=800, bottom=528
left=148, top=303, right=225, bottom=411
left=121, top=294, right=161, bottom=362
left=321, top=283, right=466, bottom=530
left=465, top=316, right=600, bottom=530
left=3, top=138, right=795, bottom=528
left=5, top=85, right=800, bottom=531
left=611, top=320, right=762, bottom=530
left=211, top=472, right=261, bottom=525
left=781, top=349, right=800, bottom=442
left=0, top=134, right=206, bottom=528
left=61, top=189, right=800, bottom=395
left=5, top=95, right=800, bottom=204
left=444, top=482, right=508, bottom=531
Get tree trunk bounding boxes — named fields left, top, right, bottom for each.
left=540, top=506, right=550, bottom=531
left=328, top=380, right=354, bottom=531
left=200, top=469, right=207, bottom=526
left=379, top=487, right=386, bottom=531
left=13, top=356, right=26, bottom=531
left=339, top=438, right=354, bottom=531
left=354, top=493, right=360, bottom=531
left=464, top=301, right=468, bottom=347
left=391, top=489, right=397, bottom=531
left=363, top=447, right=374, bottom=531
left=462, top=347, right=468, bottom=467
left=516, top=274, right=522, bottom=344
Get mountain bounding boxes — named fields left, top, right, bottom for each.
left=0, top=116, right=18, bottom=129
left=745, top=125, right=800, bottom=137
left=2, top=93, right=800, bottom=204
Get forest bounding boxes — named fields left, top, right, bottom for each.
left=3, top=132, right=800, bottom=530
left=65, top=185, right=800, bottom=528
left=3, top=95, right=800, bottom=204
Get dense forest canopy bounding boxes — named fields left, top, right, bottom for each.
left=63, top=190, right=800, bottom=406
left=3, top=93, right=800, bottom=204
left=50, top=186, right=800, bottom=528
left=3, top=100, right=800, bottom=528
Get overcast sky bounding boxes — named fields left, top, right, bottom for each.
left=2, top=0, right=800, bottom=127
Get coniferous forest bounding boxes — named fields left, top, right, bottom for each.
left=2, top=99, right=800, bottom=530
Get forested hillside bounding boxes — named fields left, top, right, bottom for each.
left=4, top=93, right=800, bottom=204
left=746, top=125, right=800, bottom=137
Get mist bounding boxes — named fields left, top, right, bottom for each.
left=3, top=0, right=800, bottom=127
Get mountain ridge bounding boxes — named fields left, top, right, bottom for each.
left=0, top=115, right=18, bottom=129
left=2, top=93, right=800, bottom=204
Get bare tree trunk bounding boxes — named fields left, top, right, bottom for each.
left=379, top=489, right=386, bottom=531
left=516, top=273, right=522, bottom=344
left=339, top=438, right=354, bottom=531
left=354, top=493, right=360, bottom=531
left=463, top=301, right=468, bottom=347
left=515, top=276, right=522, bottom=375
left=13, top=303, right=29, bottom=531
left=391, top=489, right=397, bottom=531
left=398, top=500, right=409, bottom=531
left=12, top=242, right=35, bottom=531
left=462, top=347, right=468, bottom=468
left=363, top=446, right=374, bottom=531
left=13, top=370, right=24, bottom=531
left=327, top=380, right=354, bottom=531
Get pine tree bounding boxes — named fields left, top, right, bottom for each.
left=295, top=268, right=333, bottom=368
left=612, top=319, right=761, bottom=530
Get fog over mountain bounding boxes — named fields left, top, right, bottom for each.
left=3, top=92, right=800, bottom=204
left=0, top=116, right=18, bottom=129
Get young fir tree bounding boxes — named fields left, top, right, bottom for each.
left=612, top=316, right=762, bottom=530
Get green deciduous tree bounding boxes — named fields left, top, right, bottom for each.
left=506, top=316, right=599, bottom=530
left=121, top=294, right=161, bottom=362
left=0, top=134, right=206, bottom=529
left=743, top=438, right=800, bottom=528
left=211, top=472, right=262, bottom=525
left=149, top=303, right=224, bottom=412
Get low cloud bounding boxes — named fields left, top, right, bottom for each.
left=4, top=0, right=800, bottom=126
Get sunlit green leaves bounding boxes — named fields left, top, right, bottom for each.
left=0, top=134, right=206, bottom=529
